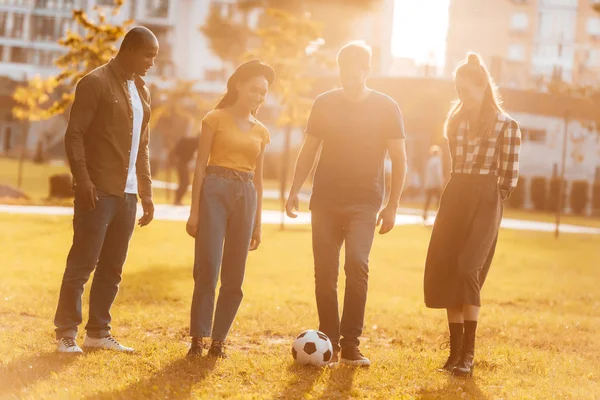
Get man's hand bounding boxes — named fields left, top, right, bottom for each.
left=138, top=196, right=154, bottom=227
left=285, top=192, right=300, bottom=218
left=377, top=204, right=397, bottom=234
left=186, top=212, right=199, bottom=238
left=75, top=180, right=97, bottom=211
left=249, top=224, right=262, bottom=251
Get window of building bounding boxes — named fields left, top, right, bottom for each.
left=31, top=16, right=56, bottom=41
left=96, top=0, right=116, bottom=6
left=0, top=12, right=7, bottom=37
left=521, top=128, right=547, bottom=143
left=586, top=49, right=600, bottom=66
left=204, top=68, right=226, bottom=82
left=0, top=45, right=4, bottom=62
left=11, top=13, right=25, bottom=39
left=10, top=46, right=29, bottom=63
left=508, top=44, right=526, bottom=62
left=510, top=13, right=528, bottom=31
left=146, top=0, right=169, bottom=18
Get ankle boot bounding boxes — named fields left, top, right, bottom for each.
left=439, top=323, right=463, bottom=372
left=453, top=321, right=476, bottom=377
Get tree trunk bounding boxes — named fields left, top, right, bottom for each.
left=17, top=121, right=29, bottom=189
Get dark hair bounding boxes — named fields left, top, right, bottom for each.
left=215, top=60, right=275, bottom=115
left=444, top=52, right=506, bottom=138
left=337, top=40, right=372, bottom=69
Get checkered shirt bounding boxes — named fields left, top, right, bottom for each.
left=448, top=113, right=522, bottom=199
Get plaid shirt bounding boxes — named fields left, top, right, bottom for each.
left=449, top=113, right=521, bottom=199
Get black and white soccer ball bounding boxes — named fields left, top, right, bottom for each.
left=291, top=330, right=333, bottom=367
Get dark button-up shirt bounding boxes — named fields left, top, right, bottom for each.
left=65, top=59, right=152, bottom=198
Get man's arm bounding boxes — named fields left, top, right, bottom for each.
left=386, top=138, right=408, bottom=208
left=64, top=74, right=101, bottom=185
left=285, top=136, right=321, bottom=217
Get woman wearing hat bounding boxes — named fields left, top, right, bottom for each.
left=186, top=60, right=275, bottom=358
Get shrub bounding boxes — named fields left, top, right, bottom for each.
left=530, top=176, right=547, bottom=211
left=569, top=180, right=589, bottom=215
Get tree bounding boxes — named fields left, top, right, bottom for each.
left=245, top=8, right=331, bottom=229
left=12, top=0, right=131, bottom=121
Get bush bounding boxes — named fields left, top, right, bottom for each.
left=592, top=183, right=600, bottom=216
left=506, top=176, right=526, bottom=208
left=530, top=176, right=547, bottom=211
left=569, top=180, right=589, bottom=215
left=49, top=174, right=73, bottom=198
left=547, top=178, right=566, bottom=212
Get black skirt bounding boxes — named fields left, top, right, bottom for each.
left=424, top=173, right=503, bottom=308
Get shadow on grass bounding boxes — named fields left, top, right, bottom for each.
left=0, top=352, right=79, bottom=397
left=318, top=365, right=357, bottom=400
left=119, top=264, right=190, bottom=305
left=275, top=363, right=324, bottom=400
left=417, top=375, right=487, bottom=400
left=86, top=356, right=217, bottom=400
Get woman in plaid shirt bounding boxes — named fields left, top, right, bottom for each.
left=424, top=53, right=521, bottom=377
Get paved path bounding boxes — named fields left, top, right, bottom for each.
left=1, top=204, right=599, bottom=235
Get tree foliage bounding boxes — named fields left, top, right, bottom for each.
left=12, top=0, right=131, bottom=121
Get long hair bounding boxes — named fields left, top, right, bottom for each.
left=444, top=53, right=506, bottom=138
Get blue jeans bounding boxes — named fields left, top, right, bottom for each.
left=190, top=166, right=257, bottom=340
left=54, top=191, right=137, bottom=339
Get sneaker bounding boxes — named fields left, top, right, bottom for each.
left=83, top=335, right=134, bottom=353
left=340, top=347, right=371, bottom=367
left=187, top=337, right=206, bottom=357
left=207, top=340, right=228, bottom=359
left=57, top=337, right=83, bottom=354
left=327, top=349, right=340, bottom=368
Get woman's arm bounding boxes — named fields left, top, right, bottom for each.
left=498, top=119, right=522, bottom=200
left=249, top=145, right=265, bottom=251
left=186, top=121, right=215, bottom=237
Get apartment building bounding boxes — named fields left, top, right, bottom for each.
left=445, top=0, right=600, bottom=88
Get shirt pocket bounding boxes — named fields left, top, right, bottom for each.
left=100, top=88, right=122, bottom=123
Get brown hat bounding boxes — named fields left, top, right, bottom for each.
left=227, top=60, right=275, bottom=90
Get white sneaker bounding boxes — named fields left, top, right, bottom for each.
left=83, top=335, right=135, bottom=353
left=57, top=337, right=83, bottom=354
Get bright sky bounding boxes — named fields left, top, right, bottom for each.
left=391, top=0, right=450, bottom=66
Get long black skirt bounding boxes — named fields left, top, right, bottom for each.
left=424, top=173, right=503, bottom=308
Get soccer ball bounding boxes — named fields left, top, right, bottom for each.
left=291, top=330, right=333, bottom=367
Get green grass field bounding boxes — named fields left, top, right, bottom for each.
left=0, top=213, right=599, bottom=399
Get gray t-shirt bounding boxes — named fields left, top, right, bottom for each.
left=307, top=89, right=405, bottom=209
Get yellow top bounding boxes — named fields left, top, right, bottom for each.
left=203, top=109, right=270, bottom=172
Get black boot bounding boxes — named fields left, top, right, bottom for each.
left=439, top=322, right=463, bottom=372
left=187, top=337, right=205, bottom=357
left=453, top=320, right=476, bottom=377
left=208, top=340, right=228, bottom=359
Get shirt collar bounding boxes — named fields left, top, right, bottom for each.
left=108, top=58, right=146, bottom=87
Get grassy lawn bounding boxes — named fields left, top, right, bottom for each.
left=0, top=213, right=599, bottom=399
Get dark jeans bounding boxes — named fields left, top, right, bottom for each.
left=423, top=187, right=442, bottom=219
left=175, top=162, right=190, bottom=205
left=190, top=166, right=257, bottom=340
left=311, top=204, right=378, bottom=350
left=54, top=191, right=137, bottom=339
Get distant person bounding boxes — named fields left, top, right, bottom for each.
left=424, top=53, right=521, bottom=377
left=186, top=60, right=274, bottom=358
left=171, top=135, right=200, bottom=205
left=285, top=41, right=407, bottom=367
left=422, top=145, right=444, bottom=222
left=55, top=27, right=159, bottom=353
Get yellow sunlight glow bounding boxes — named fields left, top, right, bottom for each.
left=392, top=0, right=450, bottom=66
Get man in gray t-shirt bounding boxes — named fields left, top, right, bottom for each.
left=285, top=41, right=408, bottom=367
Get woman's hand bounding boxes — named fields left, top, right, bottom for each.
left=186, top=212, right=199, bottom=238
left=249, top=224, right=262, bottom=251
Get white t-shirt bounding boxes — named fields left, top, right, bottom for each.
left=125, top=80, right=143, bottom=194
left=424, top=155, right=443, bottom=189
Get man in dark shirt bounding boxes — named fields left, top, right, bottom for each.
left=171, top=135, right=199, bottom=205
left=286, top=41, right=407, bottom=366
left=54, top=27, right=158, bottom=353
